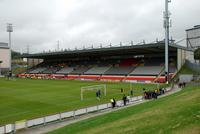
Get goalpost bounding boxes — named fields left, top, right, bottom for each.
left=80, top=84, right=107, bottom=101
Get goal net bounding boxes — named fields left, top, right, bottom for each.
left=80, top=84, right=106, bottom=101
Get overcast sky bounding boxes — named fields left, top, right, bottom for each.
left=0, top=0, right=199, bottom=53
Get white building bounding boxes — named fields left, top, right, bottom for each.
left=0, top=42, right=10, bottom=73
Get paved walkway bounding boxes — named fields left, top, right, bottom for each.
left=17, top=85, right=181, bottom=134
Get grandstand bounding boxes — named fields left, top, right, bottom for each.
left=19, top=42, right=194, bottom=83
left=130, top=66, right=163, bottom=76
left=42, top=67, right=58, bottom=74
left=84, top=66, right=111, bottom=75
left=29, top=67, right=46, bottom=74
left=56, top=67, right=74, bottom=74
left=104, top=66, right=135, bottom=75
left=70, top=66, right=90, bottom=75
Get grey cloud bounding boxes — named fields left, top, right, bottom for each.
left=0, top=0, right=199, bottom=53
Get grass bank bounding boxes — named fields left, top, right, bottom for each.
left=49, top=85, right=200, bottom=134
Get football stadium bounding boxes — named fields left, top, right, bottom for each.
left=0, top=0, right=200, bottom=134
left=0, top=40, right=199, bottom=134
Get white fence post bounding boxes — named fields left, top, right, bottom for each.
left=85, top=107, right=88, bottom=114
left=13, top=124, right=16, bottom=133
left=59, top=113, right=62, bottom=121
left=25, top=121, right=28, bottom=129
left=73, top=111, right=75, bottom=118
left=43, top=117, right=46, bottom=125
left=4, top=125, right=6, bottom=134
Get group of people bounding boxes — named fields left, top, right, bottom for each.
left=143, top=88, right=165, bottom=99
left=178, top=82, right=186, bottom=88
left=103, top=87, right=168, bottom=108
left=110, top=94, right=131, bottom=108
left=110, top=94, right=130, bottom=108
left=121, top=88, right=132, bottom=106
left=110, top=88, right=133, bottom=108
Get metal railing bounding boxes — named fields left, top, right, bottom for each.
left=0, top=96, right=143, bottom=134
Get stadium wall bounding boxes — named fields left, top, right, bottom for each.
left=177, top=48, right=194, bottom=70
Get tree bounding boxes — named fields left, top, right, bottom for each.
left=11, top=50, right=22, bottom=59
left=194, top=48, right=200, bottom=60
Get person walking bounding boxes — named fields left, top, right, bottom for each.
left=113, top=98, right=116, bottom=108
left=120, top=88, right=124, bottom=93
left=97, top=89, right=101, bottom=98
left=110, top=98, right=116, bottom=108
left=122, top=94, right=127, bottom=106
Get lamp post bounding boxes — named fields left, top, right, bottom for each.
left=7, top=23, right=13, bottom=72
left=164, top=0, right=171, bottom=84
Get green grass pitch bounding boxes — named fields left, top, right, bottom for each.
left=49, top=85, right=200, bottom=134
left=0, top=78, right=158, bottom=125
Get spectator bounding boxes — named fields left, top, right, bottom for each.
left=96, top=91, right=100, bottom=100
left=110, top=98, right=116, bottom=108
left=113, top=98, right=116, bottom=108
left=183, top=82, right=186, bottom=88
left=97, top=89, right=101, bottom=98
left=130, top=90, right=133, bottom=96
left=96, top=91, right=98, bottom=98
left=178, top=83, right=182, bottom=88
left=127, top=95, right=130, bottom=103
left=7, top=70, right=12, bottom=80
left=162, top=88, right=165, bottom=94
left=152, top=91, right=157, bottom=99
left=155, top=89, right=158, bottom=96
left=110, top=99, right=114, bottom=108
left=144, top=91, right=148, bottom=99
left=122, top=94, right=127, bottom=106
